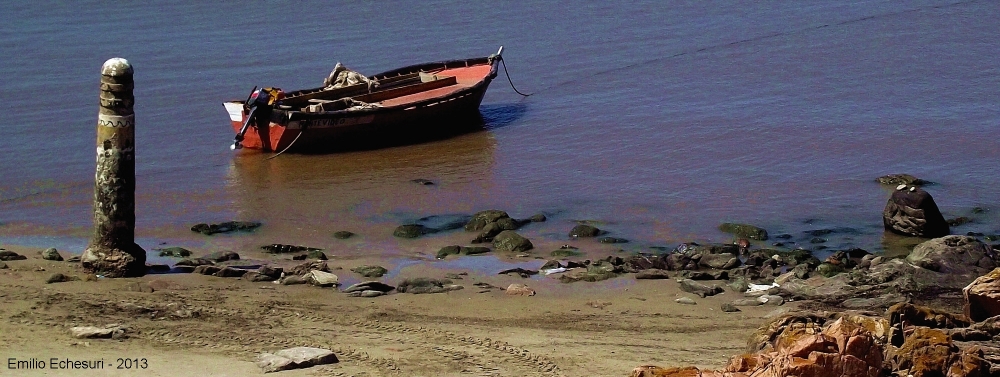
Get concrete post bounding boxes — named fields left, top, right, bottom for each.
left=81, top=58, right=146, bottom=277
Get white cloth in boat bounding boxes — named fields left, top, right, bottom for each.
left=323, top=62, right=378, bottom=90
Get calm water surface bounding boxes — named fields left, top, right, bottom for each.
left=0, top=1, right=998, bottom=258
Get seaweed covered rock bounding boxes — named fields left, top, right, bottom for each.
left=351, top=265, right=388, bottom=278
left=156, top=247, right=192, bottom=258
left=718, top=223, right=769, bottom=240
left=261, top=244, right=321, bottom=254
left=558, top=263, right=618, bottom=283
left=493, top=231, right=533, bottom=252
left=877, top=173, right=928, bottom=187
left=333, top=230, right=355, bottom=239
left=191, top=221, right=261, bottom=235
left=568, top=224, right=602, bottom=238
left=393, top=224, right=436, bottom=238
left=464, top=210, right=511, bottom=232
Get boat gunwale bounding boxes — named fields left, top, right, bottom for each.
left=277, top=55, right=499, bottom=122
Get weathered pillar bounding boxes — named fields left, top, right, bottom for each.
left=81, top=58, right=146, bottom=277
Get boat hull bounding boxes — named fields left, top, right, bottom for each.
left=226, top=54, right=499, bottom=153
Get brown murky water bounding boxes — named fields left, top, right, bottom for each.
left=1, top=1, right=998, bottom=261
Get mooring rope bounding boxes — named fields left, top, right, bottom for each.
left=266, top=129, right=304, bottom=160
left=500, top=57, right=532, bottom=97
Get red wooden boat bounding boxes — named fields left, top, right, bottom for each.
left=224, top=47, right=504, bottom=153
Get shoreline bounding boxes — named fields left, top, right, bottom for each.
left=2, top=195, right=997, bottom=376
left=0, top=241, right=804, bottom=377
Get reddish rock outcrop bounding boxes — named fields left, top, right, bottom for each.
left=964, top=268, right=1000, bottom=322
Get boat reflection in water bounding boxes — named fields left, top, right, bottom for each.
left=225, top=127, right=499, bottom=251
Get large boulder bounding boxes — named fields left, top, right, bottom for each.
left=492, top=230, right=533, bottom=252
left=883, top=186, right=949, bottom=238
left=906, top=236, right=997, bottom=274
left=963, top=268, right=1000, bottom=322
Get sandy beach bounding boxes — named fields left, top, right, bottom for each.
left=0, top=243, right=801, bottom=377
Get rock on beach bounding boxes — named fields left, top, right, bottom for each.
left=256, top=347, right=338, bottom=373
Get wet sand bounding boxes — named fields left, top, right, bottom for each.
left=0, top=244, right=799, bottom=377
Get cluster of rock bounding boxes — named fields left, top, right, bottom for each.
left=631, top=275, right=1000, bottom=377
left=776, top=235, right=999, bottom=309
left=393, top=210, right=545, bottom=254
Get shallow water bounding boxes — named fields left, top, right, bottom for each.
left=1, top=1, right=998, bottom=260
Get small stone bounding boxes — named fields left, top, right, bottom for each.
left=393, top=224, right=435, bottom=238
left=675, top=297, right=697, bottom=305
left=46, top=273, right=73, bottom=284
left=256, top=347, right=338, bottom=373
left=731, top=299, right=763, bottom=307
left=214, top=267, right=248, bottom=278
left=757, top=295, right=785, bottom=306
left=307, top=270, right=339, bottom=287
left=568, top=224, right=601, bottom=238
left=191, top=221, right=261, bottom=235
left=528, top=213, right=547, bottom=222
left=635, top=269, right=671, bottom=279
left=203, top=251, right=240, bottom=262
left=493, top=231, right=533, bottom=252
left=0, top=262, right=6, bottom=269
left=280, top=275, right=307, bottom=285
left=0, top=250, right=27, bottom=261
left=156, top=247, right=192, bottom=257
left=718, top=223, right=769, bottom=240
left=343, top=281, right=395, bottom=293
left=333, top=231, right=355, bottom=239
left=598, top=236, right=629, bottom=244
left=41, top=248, right=63, bottom=261
left=304, top=250, right=327, bottom=260
left=351, top=265, right=388, bottom=278
left=70, top=325, right=126, bottom=339
left=505, top=283, right=536, bottom=296
left=123, top=282, right=154, bottom=293
left=721, top=303, right=741, bottom=312
left=193, top=265, right=222, bottom=275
